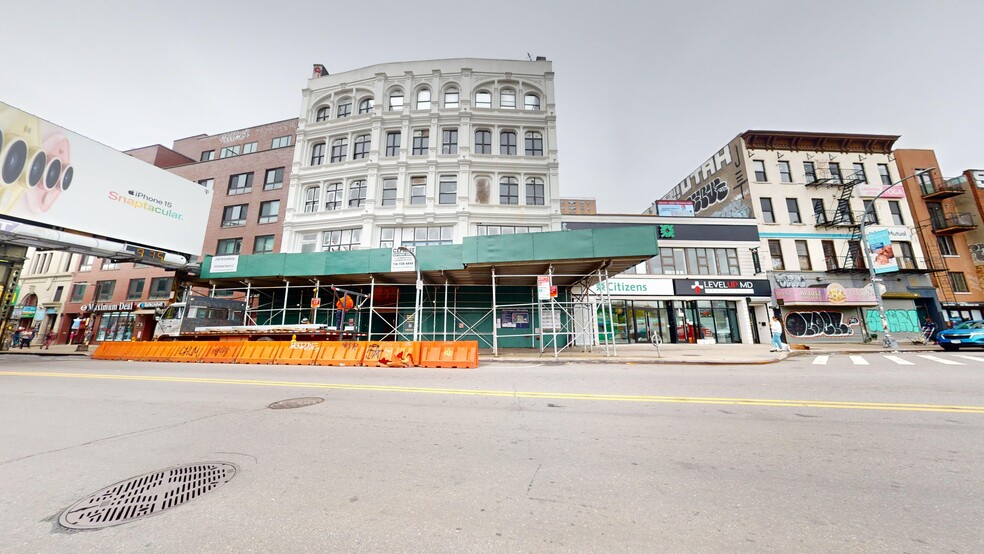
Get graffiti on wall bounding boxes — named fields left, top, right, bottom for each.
left=969, top=243, right=984, bottom=264
left=774, top=273, right=809, bottom=289
left=784, top=311, right=856, bottom=338
left=865, top=309, right=920, bottom=333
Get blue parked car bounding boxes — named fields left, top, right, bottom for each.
left=937, top=320, right=984, bottom=351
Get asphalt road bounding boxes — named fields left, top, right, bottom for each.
left=0, top=354, right=981, bottom=553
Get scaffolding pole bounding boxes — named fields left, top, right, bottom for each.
left=368, top=276, right=375, bottom=340
left=491, top=267, right=498, bottom=356
left=243, top=282, right=251, bottom=325
left=281, top=280, right=289, bottom=325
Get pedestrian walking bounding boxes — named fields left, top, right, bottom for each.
left=13, top=328, right=22, bottom=349
left=770, top=316, right=784, bottom=352
left=20, top=327, right=34, bottom=348
left=43, top=331, right=55, bottom=349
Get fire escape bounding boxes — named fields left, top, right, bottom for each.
left=919, top=174, right=977, bottom=304
left=809, top=169, right=866, bottom=272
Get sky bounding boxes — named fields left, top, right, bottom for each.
left=3, top=0, right=982, bottom=214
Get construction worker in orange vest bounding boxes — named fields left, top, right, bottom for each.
left=335, top=294, right=354, bottom=329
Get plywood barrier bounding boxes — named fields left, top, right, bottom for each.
left=360, top=341, right=420, bottom=368
left=234, top=341, right=285, bottom=364
left=274, top=340, right=322, bottom=365
left=92, top=342, right=137, bottom=360
left=200, top=341, right=245, bottom=364
left=417, top=341, right=479, bottom=369
left=315, top=341, right=367, bottom=366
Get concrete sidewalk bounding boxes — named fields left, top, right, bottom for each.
left=0, top=341, right=949, bottom=365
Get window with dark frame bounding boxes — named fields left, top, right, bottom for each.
left=303, top=186, right=320, bottom=213
left=889, top=200, right=905, bottom=225
left=812, top=198, right=826, bottom=223
left=271, top=136, right=292, bottom=149
left=380, top=178, right=397, bottom=207
left=753, top=160, right=767, bottom=182
left=444, top=89, right=459, bottom=108
left=323, top=228, right=362, bottom=252
left=316, top=106, right=330, bottom=121
left=525, top=131, right=543, bottom=156
left=220, top=145, right=240, bottom=158
left=348, top=180, right=367, bottom=208
left=412, top=129, right=429, bottom=155
left=500, top=90, right=516, bottom=109
left=760, top=197, right=775, bottom=223
left=198, top=178, right=214, bottom=189
left=795, top=240, right=812, bottom=270
left=96, top=280, right=116, bottom=302
left=242, top=142, right=257, bottom=154
left=526, top=178, right=545, bottom=205
left=258, top=200, right=280, bottom=224
left=804, top=162, right=817, bottom=183
left=853, top=163, right=867, bottom=183
left=70, top=283, right=86, bottom=302
left=938, top=235, right=957, bottom=256
left=358, top=98, right=374, bottom=114
left=200, top=150, right=215, bottom=162
left=389, top=93, right=404, bottom=112
left=264, top=167, right=284, bottom=190
left=949, top=272, right=970, bottom=293
left=216, top=238, right=242, bottom=255
left=894, top=241, right=916, bottom=269
left=310, top=143, right=325, bottom=165
left=149, top=277, right=173, bottom=299
left=822, top=240, right=838, bottom=270
left=475, top=130, right=492, bottom=154
left=878, top=163, right=891, bottom=185
left=439, top=176, right=457, bottom=205
left=768, top=240, right=785, bottom=270
left=330, top=138, right=348, bottom=163
left=221, top=204, right=248, bottom=227
left=499, top=177, right=519, bottom=204
left=829, top=162, right=842, bottom=183
left=524, top=94, right=540, bottom=110
left=126, top=279, right=145, bottom=300
left=500, top=131, right=517, bottom=155
left=863, top=199, right=878, bottom=224
left=442, top=128, right=458, bottom=154
left=53, top=286, right=63, bottom=302
left=475, top=91, right=492, bottom=108
left=253, top=235, right=275, bottom=254
left=337, top=101, right=352, bottom=118
left=325, top=183, right=342, bottom=210
left=410, top=176, right=426, bottom=205
left=786, top=198, right=801, bottom=223
left=353, top=135, right=370, bottom=159
left=385, top=131, right=401, bottom=157
left=778, top=161, right=792, bottom=183
left=416, top=89, right=431, bottom=110
left=227, top=173, right=253, bottom=195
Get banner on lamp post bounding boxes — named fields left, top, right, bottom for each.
left=867, top=229, right=898, bottom=274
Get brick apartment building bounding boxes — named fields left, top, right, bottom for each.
left=50, top=119, right=297, bottom=344
left=559, top=197, right=597, bottom=214
left=895, top=149, right=984, bottom=322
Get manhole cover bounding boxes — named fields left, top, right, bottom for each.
left=59, top=462, right=236, bottom=530
left=267, top=397, right=324, bottom=410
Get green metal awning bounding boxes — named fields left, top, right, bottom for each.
left=198, top=226, right=659, bottom=287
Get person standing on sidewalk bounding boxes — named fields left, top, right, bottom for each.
left=770, top=316, right=784, bottom=352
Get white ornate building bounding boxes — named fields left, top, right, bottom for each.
left=282, top=58, right=561, bottom=253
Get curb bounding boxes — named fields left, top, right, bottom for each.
left=481, top=354, right=791, bottom=366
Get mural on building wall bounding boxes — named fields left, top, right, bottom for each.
left=658, top=137, right=752, bottom=218
left=864, top=308, right=920, bottom=334
left=784, top=311, right=857, bottom=338
left=969, top=243, right=984, bottom=264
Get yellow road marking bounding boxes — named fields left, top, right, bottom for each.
left=2, top=370, right=984, bottom=414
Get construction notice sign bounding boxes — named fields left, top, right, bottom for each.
left=537, top=275, right=551, bottom=301
left=391, top=247, right=416, bottom=272
left=311, top=297, right=321, bottom=308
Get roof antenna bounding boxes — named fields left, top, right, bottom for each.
left=527, top=52, right=533, bottom=61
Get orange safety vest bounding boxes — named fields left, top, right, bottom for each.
left=336, top=295, right=354, bottom=310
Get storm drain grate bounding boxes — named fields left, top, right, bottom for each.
left=59, top=462, right=236, bottom=530
left=267, top=397, right=324, bottom=410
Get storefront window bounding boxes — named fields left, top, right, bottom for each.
left=95, top=312, right=135, bottom=342
left=597, top=300, right=741, bottom=344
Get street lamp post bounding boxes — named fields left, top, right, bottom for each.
left=858, top=167, right=935, bottom=352
left=396, top=246, right=422, bottom=342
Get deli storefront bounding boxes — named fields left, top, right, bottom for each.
left=591, top=277, right=771, bottom=345
left=77, top=300, right=167, bottom=343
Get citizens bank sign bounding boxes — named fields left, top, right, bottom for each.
left=588, top=278, right=674, bottom=296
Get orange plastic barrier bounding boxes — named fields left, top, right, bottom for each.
left=315, top=341, right=368, bottom=366
left=169, top=341, right=212, bottom=363
left=360, top=341, right=420, bottom=368
left=92, top=342, right=137, bottom=360
left=118, top=341, right=158, bottom=362
left=274, top=340, right=322, bottom=365
left=234, top=341, right=285, bottom=364
left=417, top=341, right=479, bottom=369
left=137, top=341, right=180, bottom=362
left=200, top=341, right=245, bottom=364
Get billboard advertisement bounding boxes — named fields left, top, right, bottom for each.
left=0, top=102, right=211, bottom=256
left=655, top=200, right=695, bottom=217
left=866, top=229, right=898, bottom=274
left=656, top=137, right=753, bottom=219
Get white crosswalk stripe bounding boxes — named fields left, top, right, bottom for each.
left=955, top=354, right=984, bottom=363
left=849, top=355, right=869, bottom=365
left=916, top=354, right=963, bottom=365
left=812, top=355, right=829, bottom=365
left=883, top=355, right=914, bottom=365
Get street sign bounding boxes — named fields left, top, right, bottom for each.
left=311, top=297, right=321, bottom=308
left=537, top=275, right=551, bottom=301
